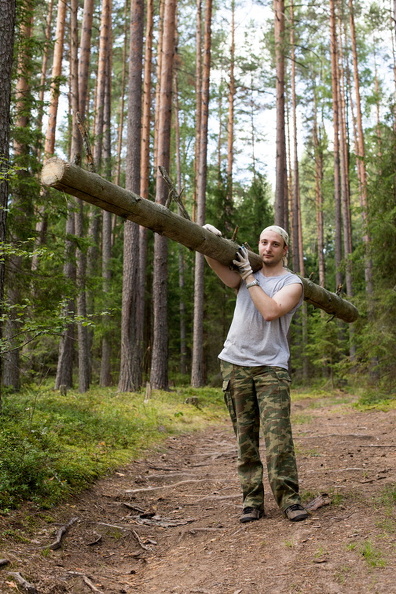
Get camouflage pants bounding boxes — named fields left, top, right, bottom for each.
left=220, top=360, right=300, bottom=512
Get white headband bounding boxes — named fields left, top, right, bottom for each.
left=261, top=225, right=289, bottom=246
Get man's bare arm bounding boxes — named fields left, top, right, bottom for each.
left=205, top=256, right=241, bottom=289
left=246, top=281, right=303, bottom=321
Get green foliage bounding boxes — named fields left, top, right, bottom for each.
left=0, top=384, right=225, bottom=511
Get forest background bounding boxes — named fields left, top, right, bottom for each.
left=1, top=0, right=396, bottom=399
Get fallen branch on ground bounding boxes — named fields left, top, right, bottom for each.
left=7, top=572, right=37, bottom=594
left=46, top=516, right=79, bottom=550
left=68, top=571, right=104, bottom=594
left=125, top=478, right=207, bottom=494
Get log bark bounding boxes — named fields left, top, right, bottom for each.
left=41, top=158, right=359, bottom=323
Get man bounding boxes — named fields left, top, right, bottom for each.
left=204, top=224, right=309, bottom=523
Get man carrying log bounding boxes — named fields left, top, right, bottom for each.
left=204, top=223, right=309, bottom=523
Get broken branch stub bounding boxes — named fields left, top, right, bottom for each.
left=41, top=158, right=358, bottom=323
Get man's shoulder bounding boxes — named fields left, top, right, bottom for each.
left=276, top=270, right=302, bottom=286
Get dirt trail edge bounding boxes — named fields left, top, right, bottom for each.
left=1, top=393, right=395, bottom=594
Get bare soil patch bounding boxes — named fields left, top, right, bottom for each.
left=0, top=393, right=395, bottom=593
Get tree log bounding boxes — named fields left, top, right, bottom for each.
left=41, top=157, right=358, bottom=322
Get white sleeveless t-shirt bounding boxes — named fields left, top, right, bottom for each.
left=218, top=270, right=303, bottom=370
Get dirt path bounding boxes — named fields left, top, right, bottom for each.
left=1, top=393, right=395, bottom=593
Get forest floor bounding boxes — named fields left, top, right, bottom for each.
left=0, top=391, right=395, bottom=594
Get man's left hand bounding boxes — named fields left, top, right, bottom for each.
left=233, top=246, right=253, bottom=280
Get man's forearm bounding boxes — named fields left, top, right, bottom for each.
left=205, top=256, right=241, bottom=289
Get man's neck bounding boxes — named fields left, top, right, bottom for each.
left=260, top=263, right=287, bottom=278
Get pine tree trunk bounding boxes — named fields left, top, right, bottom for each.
left=44, top=0, right=67, bottom=156
left=174, top=67, right=188, bottom=376
left=289, top=0, right=303, bottom=275
left=329, top=0, right=343, bottom=289
left=3, top=1, right=33, bottom=391
left=79, top=0, right=94, bottom=120
left=191, top=0, right=212, bottom=387
left=0, top=0, right=15, bottom=393
left=348, top=0, right=373, bottom=298
left=137, top=0, right=154, bottom=384
left=100, top=43, right=113, bottom=387
left=225, top=0, right=235, bottom=231
left=313, top=103, right=325, bottom=288
left=274, top=0, right=288, bottom=229
left=118, top=0, right=144, bottom=392
left=115, top=0, right=129, bottom=186
left=150, top=0, right=177, bottom=390
left=193, top=0, right=202, bottom=218
left=70, top=0, right=91, bottom=392
left=55, top=209, right=76, bottom=390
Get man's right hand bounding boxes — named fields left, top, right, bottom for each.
left=203, top=223, right=222, bottom=236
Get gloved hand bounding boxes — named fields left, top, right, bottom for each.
left=203, top=223, right=222, bottom=236
left=233, top=246, right=253, bottom=280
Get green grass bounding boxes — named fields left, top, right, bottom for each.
left=0, top=384, right=226, bottom=511
left=360, top=541, right=387, bottom=568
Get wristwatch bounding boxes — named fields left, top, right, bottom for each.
left=246, top=279, right=260, bottom=289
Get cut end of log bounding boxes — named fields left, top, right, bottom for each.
left=41, top=157, right=68, bottom=187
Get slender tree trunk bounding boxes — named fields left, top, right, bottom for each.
left=225, top=0, right=235, bottom=232
left=0, top=0, right=17, bottom=394
left=86, top=0, right=113, bottom=381
left=274, top=0, right=288, bottom=229
left=338, top=32, right=353, bottom=298
left=44, top=0, right=67, bottom=157
left=55, top=0, right=91, bottom=391
left=100, top=33, right=114, bottom=387
left=36, top=0, right=54, bottom=161
left=137, top=0, right=154, bottom=384
left=118, top=0, right=144, bottom=392
left=191, top=0, right=212, bottom=387
left=150, top=0, right=177, bottom=390
left=55, top=210, right=76, bottom=390
left=67, top=0, right=92, bottom=392
left=329, top=0, right=343, bottom=289
left=193, top=0, right=202, bottom=219
left=115, top=0, right=129, bottom=186
left=79, top=0, right=94, bottom=121
left=174, top=66, right=188, bottom=376
left=313, top=99, right=325, bottom=288
left=3, top=1, right=34, bottom=390
left=348, top=0, right=373, bottom=298
left=289, top=0, right=303, bottom=275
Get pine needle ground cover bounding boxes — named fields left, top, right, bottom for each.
left=0, top=385, right=226, bottom=511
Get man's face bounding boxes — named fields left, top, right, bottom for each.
left=258, top=230, right=288, bottom=266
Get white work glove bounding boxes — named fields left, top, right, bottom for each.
left=203, top=223, right=222, bottom=236
left=233, top=246, right=253, bottom=280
